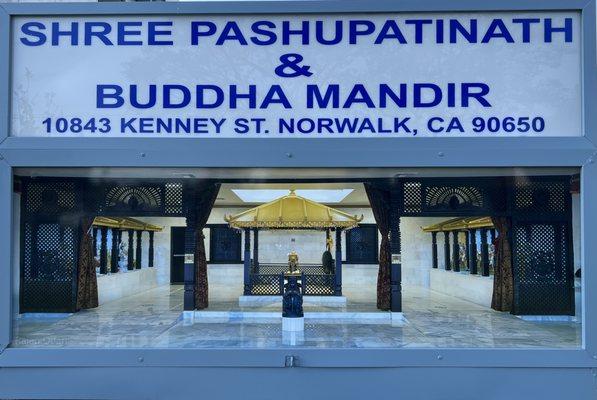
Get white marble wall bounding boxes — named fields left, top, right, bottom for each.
left=97, top=268, right=160, bottom=305
left=400, top=217, right=447, bottom=286
left=430, top=269, right=494, bottom=307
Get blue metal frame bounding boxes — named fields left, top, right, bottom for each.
left=0, top=0, right=596, bottom=398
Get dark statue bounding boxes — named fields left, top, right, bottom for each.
left=282, top=274, right=304, bottom=318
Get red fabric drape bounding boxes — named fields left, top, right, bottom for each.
left=194, top=183, right=221, bottom=309
left=491, top=216, right=514, bottom=312
left=76, top=217, right=98, bottom=310
left=364, top=183, right=391, bottom=311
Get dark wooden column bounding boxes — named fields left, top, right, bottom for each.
left=183, top=214, right=197, bottom=311
left=148, top=231, right=155, bottom=268
left=127, top=229, right=134, bottom=271
left=443, top=231, right=451, bottom=271
left=334, top=228, right=343, bottom=296
left=252, top=228, right=259, bottom=269
left=480, top=228, right=490, bottom=276
left=431, top=232, right=438, bottom=269
left=243, top=228, right=251, bottom=295
left=468, top=228, right=478, bottom=274
left=135, top=231, right=143, bottom=269
left=389, top=185, right=402, bottom=312
left=92, top=227, right=98, bottom=257
left=99, top=227, right=108, bottom=275
left=452, top=231, right=460, bottom=272
left=110, top=228, right=119, bottom=273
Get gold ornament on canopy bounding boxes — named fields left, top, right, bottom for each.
left=224, top=190, right=363, bottom=230
left=421, top=216, right=494, bottom=232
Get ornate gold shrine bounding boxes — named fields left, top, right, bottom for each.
left=224, top=190, right=363, bottom=230
left=421, top=216, right=494, bottom=232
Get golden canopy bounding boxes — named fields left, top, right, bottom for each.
left=225, top=190, right=363, bottom=229
left=421, top=217, right=493, bottom=232
left=92, top=217, right=163, bottom=232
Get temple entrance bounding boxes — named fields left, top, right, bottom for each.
left=11, top=168, right=581, bottom=349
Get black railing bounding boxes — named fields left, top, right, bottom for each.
left=248, top=263, right=336, bottom=296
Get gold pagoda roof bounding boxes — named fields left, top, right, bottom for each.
left=92, top=217, right=163, bottom=232
left=225, top=190, right=363, bottom=229
left=421, top=217, right=494, bottom=232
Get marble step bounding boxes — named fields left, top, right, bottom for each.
left=185, top=310, right=406, bottom=325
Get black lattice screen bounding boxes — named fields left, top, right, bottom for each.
left=209, top=225, right=242, bottom=263
left=249, top=274, right=284, bottom=295
left=20, top=179, right=82, bottom=313
left=346, top=224, right=378, bottom=264
left=511, top=177, right=575, bottom=315
left=401, top=178, right=507, bottom=216
left=303, top=275, right=335, bottom=295
left=92, top=180, right=184, bottom=216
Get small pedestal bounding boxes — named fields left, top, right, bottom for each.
left=282, top=272, right=304, bottom=332
left=282, top=316, right=304, bottom=332
left=282, top=329, right=305, bottom=346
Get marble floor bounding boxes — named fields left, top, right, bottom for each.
left=11, top=285, right=581, bottom=349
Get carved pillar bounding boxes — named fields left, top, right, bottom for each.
left=99, top=227, right=108, bottom=275
left=127, top=229, right=134, bottom=271
left=244, top=228, right=251, bottom=295
left=468, top=228, right=478, bottom=274
left=480, top=228, right=490, bottom=276
left=452, top=231, right=460, bottom=272
left=253, top=228, right=259, bottom=269
left=183, top=214, right=197, bottom=310
left=431, top=232, right=438, bottom=269
left=389, top=185, right=402, bottom=312
left=135, top=230, right=142, bottom=269
left=148, top=231, right=155, bottom=268
left=334, top=228, right=343, bottom=296
left=444, top=231, right=451, bottom=271
left=110, top=228, right=119, bottom=273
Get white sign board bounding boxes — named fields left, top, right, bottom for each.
left=10, top=12, right=581, bottom=137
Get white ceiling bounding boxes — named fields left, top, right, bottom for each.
left=216, top=182, right=369, bottom=206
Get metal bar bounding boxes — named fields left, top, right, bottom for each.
left=0, top=160, right=12, bottom=351
left=0, top=0, right=592, bottom=15
left=2, top=137, right=593, bottom=168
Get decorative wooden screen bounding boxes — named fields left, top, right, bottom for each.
left=91, top=180, right=184, bottom=216
left=20, top=178, right=82, bottom=313
left=208, top=225, right=242, bottom=263
left=346, top=224, right=379, bottom=264
left=401, top=177, right=507, bottom=216
left=511, top=176, right=575, bottom=315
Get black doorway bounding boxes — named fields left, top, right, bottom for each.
left=170, top=227, right=186, bottom=284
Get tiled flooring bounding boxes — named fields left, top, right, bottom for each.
left=11, top=285, right=581, bottom=349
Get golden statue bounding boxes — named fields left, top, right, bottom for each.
left=287, top=251, right=300, bottom=274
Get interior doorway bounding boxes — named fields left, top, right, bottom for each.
left=170, top=226, right=186, bottom=284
